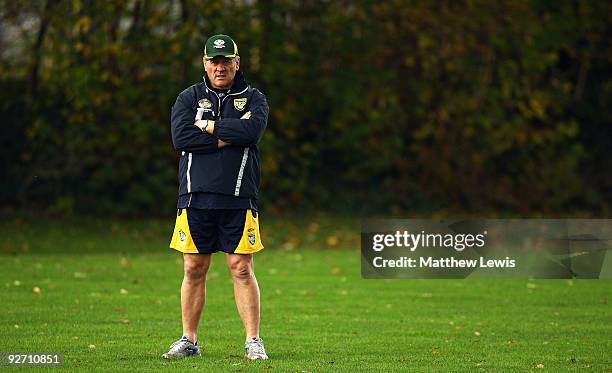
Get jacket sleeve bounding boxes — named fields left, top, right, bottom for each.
left=212, top=90, right=269, bottom=146
left=171, top=90, right=219, bottom=154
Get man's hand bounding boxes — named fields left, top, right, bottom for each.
left=196, top=111, right=250, bottom=132
left=193, top=121, right=227, bottom=148
left=195, top=119, right=214, bottom=134
left=195, top=111, right=251, bottom=145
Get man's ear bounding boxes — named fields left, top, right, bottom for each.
left=235, top=56, right=240, bottom=70
left=202, top=57, right=207, bottom=67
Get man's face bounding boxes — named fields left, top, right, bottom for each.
left=204, top=56, right=240, bottom=89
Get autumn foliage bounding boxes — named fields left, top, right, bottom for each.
left=1, top=0, right=610, bottom=216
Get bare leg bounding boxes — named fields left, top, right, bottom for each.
left=181, top=253, right=211, bottom=343
left=225, top=253, right=260, bottom=340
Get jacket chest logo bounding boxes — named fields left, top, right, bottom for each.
left=234, top=98, right=247, bottom=111
left=198, top=98, right=212, bottom=110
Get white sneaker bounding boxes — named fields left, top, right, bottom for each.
left=162, top=336, right=200, bottom=359
left=244, top=337, right=268, bottom=360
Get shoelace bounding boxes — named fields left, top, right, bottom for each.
left=169, top=338, right=191, bottom=351
left=246, top=339, right=265, bottom=354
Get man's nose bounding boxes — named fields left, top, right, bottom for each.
left=216, top=64, right=227, bottom=71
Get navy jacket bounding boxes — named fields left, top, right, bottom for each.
left=171, top=71, right=268, bottom=199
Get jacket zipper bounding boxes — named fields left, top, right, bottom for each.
left=201, top=84, right=250, bottom=197
left=207, top=86, right=249, bottom=120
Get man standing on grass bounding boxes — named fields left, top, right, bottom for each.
left=163, top=34, right=269, bottom=360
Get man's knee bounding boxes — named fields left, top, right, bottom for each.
left=183, top=255, right=210, bottom=281
left=227, top=256, right=254, bottom=282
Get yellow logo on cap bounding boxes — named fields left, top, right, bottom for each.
left=234, top=98, right=247, bottom=111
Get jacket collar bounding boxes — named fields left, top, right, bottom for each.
left=203, top=70, right=248, bottom=93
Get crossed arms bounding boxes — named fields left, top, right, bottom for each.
left=171, top=89, right=269, bottom=154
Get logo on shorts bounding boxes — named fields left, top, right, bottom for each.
left=234, top=98, right=247, bottom=111
left=248, top=228, right=256, bottom=245
left=198, top=98, right=212, bottom=110
left=178, top=230, right=187, bottom=246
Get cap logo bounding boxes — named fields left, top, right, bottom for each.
left=213, top=39, right=226, bottom=48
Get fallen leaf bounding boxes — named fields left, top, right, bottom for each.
left=331, top=267, right=343, bottom=275
left=121, top=319, right=130, bottom=324
left=13, top=280, right=21, bottom=286
left=120, top=289, right=128, bottom=295
left=535, top=363, right=544, bottom=368
left=527, top=283, right=537, bottom=289
left=326, top=236, right=339, bottom=247
left=88, top=344, right=96, bottom=349
left=33, top=287, right=41, bottom=294
left=14, top=324, right=19, bottom=329
left=474, top=331, right=481, bottom=336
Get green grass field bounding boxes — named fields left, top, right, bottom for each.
left=1, top=217, right=610, bottom=372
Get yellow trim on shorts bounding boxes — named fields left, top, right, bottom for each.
left=169, top=209, right=199, bottom=253
left=234, top=209, right=264, bottom=254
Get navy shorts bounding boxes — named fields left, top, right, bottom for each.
left=170, top=208, right=263, bottom=254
